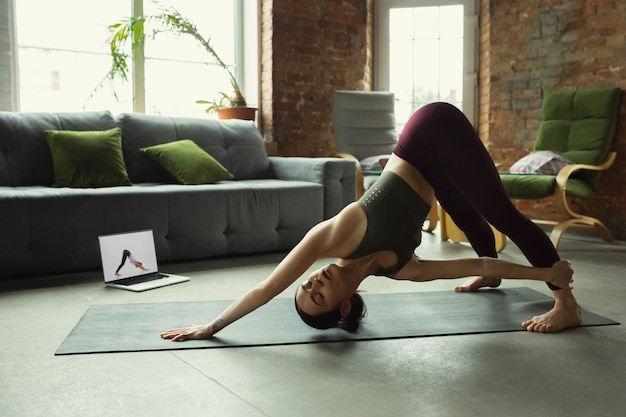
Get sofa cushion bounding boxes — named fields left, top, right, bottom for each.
left=117, top=113, right=272, bottom=183
left=140, top=139, right=234, bottom=185
left=359, top=154, right=390, bottom=172
left=45, top=127, right=132, bottom=188
left=0, top=111, right=117, bottom=186
left=499, top=173, right=595, bottom=199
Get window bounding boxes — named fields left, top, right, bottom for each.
left=15, top=0, right=130, bottom=113
left=375, top=0, right=477, bottom=131
left=14, top=0, right=257, bottom=116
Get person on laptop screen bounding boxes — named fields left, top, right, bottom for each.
left=162, top=103, right=581, bottom=342
left=114, top=249, right=148, bottom=277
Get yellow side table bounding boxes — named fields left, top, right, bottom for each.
left=438, top=205, right=507, bottom=252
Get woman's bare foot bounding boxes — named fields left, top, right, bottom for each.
left=454, top=276, right=501, bottom=292
left=522, top=289, right=582, bottom=333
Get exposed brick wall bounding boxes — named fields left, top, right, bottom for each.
left=260, top=0, right=372, bottom=157
left=482, top=0, right=626, bottom=240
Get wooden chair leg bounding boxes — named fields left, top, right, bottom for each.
left=438, top=205, right=507, bottom=252
left=423, top=203, right=438, bottom=233
left=545, top=216, right=614, bottom=249
left=438, top=205, right=449, bottom=241
left=492, top=225, right=507, bottom=252
left=546, top=152, right=617, bottom=248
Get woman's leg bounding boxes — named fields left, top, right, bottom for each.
left=430, top=174, right=497, bottom=258
left=395, top=102, right=581, bottom=332
left=395, top=103, right=559, bottom=283
left=115, top=249, right=130, bottom=274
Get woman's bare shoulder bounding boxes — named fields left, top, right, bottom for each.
left=308, top=202, right=366, bottom=258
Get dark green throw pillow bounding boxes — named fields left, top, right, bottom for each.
left=140, top=139, right=234, bottom=185
left=45, top=127, right=131, bottom=188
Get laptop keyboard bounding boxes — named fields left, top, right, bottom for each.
left=114, top=273, right=167, bottom=286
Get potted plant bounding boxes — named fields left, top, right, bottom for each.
left=102, top=1, right=256, bottom=120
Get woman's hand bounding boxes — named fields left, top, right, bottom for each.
left=549, top=260, right=574, bottom=289
left=161, top=324, right=213, bottom=342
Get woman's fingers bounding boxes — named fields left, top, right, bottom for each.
left=161, top=324, right=210, bottom=342
left=161, top=328, right=188, bottom=340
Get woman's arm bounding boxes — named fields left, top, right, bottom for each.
left=392, top=256, right=573, bottom=289
left=161, top=204, right=365, bottom=341
left=161, top=226, right=327, bottom=341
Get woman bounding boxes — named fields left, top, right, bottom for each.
left=114, top=249, right=148, bottom=276
left=161, top=102, right=581, bottom=342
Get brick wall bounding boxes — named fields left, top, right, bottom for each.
left=480, top=0, right=626, bottom=239
left=260, top=0, right=372, bottom=157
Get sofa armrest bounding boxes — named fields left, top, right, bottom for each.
left=333, top=152, right=364, bottom=198
left=269, top=157, right=357, bottom=219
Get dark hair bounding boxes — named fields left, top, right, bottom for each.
left=295, top=292, right=367, bottom=333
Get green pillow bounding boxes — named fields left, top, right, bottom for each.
left=45, top=127, right=131, bottom=188
left=140, top=139, right=234, bottom=185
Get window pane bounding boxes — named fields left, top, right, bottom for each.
left=413, top=7, right=439, bottom=40
left=389, top=8, right=413, bottom=40
left=144, top=59, right=230, bottom=117
left=388, top=39, right=413, bottom=102
left=439, top=5, right=464, bottom=39
left=412, top=39, right=440, bottom=102
left=142, top=1, right=237, bottom=116
left=18, top=49, right=132, bottom=113
left=16, top=0, right=129, bottom=52
left=439, top=38, right=464, bottom=106
left=143, top=1, right=235, bottom=64
left=15, top=0, right=130, bottom=112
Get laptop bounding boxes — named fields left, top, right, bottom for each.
left=98, top=230, right=190, bottom=292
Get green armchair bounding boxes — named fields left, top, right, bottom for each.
left=499, top=87, right=621, bottom=248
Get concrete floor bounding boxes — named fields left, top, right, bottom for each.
left=1, top=230, right=625, bottom=417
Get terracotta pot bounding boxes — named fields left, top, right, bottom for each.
left=216, top=106, right=257, bottom=121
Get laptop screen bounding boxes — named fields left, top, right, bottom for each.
left=98, top=230, right=160, bottom=283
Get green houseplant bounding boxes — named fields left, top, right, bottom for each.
left=102, top=1, right=255, bottom=119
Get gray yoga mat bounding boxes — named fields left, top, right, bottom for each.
left=56, top=287, right=619, bottom=355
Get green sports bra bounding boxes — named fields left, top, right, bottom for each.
left=346, top=171, right=432, bottom=275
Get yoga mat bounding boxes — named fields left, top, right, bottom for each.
left=56, top=287, right=619, bottom=355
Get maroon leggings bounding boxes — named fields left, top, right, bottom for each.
left=393, top=102, right=561, bottom=290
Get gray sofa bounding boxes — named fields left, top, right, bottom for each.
left=0, top=111, right=356, bottom=278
